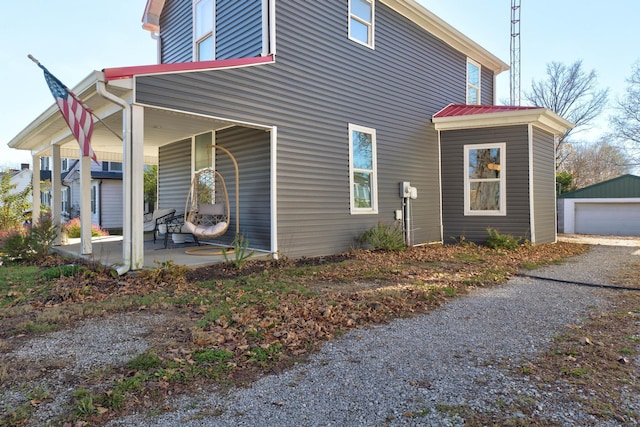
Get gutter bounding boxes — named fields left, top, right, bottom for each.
left=96, top=79, right=132, bottom=276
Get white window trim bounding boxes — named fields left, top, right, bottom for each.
left=349, top=123, right=378, bottom=214
left=464, top=142, right=506, bottom=216
left=348, top=0, right=375, bottom=49
left=193, top=0, right=215, bottom=61
left=466, top=58, right=481, bottom=105
left=61, top=187, right=69, bottom=212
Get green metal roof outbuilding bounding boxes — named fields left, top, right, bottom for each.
left=557, top=174, right=640, bottom=236
left=559, top=174, right=640, bottom=199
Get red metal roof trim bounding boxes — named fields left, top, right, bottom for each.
left=433, top=103, right=540, bottom=118
left=103, top=55, right=275, bottom=81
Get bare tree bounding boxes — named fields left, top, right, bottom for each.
left=525, top=61, right=609, bottom=168
left=563, top=140, right=631, bottom=188
left=610, top=62, right=640, bottom=164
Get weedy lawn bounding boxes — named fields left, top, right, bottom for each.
left=1, top=242, right=638, bottom=426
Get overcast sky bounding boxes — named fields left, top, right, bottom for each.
left=1, top=1, right=638, bottom=169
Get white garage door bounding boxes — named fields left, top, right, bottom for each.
left=575, top=202, right=640, bottom=236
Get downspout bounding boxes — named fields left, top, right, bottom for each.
left=96, top=79, right=132, bottom=276
left=150, top=32, right=162, bottom=64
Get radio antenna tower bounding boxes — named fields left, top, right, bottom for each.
left=510, top=0, right=521, bottom=106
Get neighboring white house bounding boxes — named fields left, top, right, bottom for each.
left=6, top=164, right=32, bottom=202
left=12, top=158, right=124, bottom=231
left=59, top=160, right=123, bottom=230
left=558, top=174, right=640, bottom=236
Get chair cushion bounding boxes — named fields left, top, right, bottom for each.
left=183, top=221, right=227, bottom=238
left=152, top=208, right=176, bottom=221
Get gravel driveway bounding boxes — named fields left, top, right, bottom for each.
left=107, top=242, right=640, bottom=426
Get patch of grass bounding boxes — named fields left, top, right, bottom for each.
left=442, top=287, right=457, bottom=297
left=247, top=343, right=283, bottom=364
left=1, top=402, right=34, bottom=427
left=404, top=408, right=431, bottom=418
left=453, top=251, right=485, bottom=263
left=126, top=352, right=162, bottom=370
left=72, top=389, right=99, bottom=419
left=41, top=264, right=88, bottom=280
left=193, top=348, right=234, bottom=364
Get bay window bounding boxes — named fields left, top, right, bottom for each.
left=464, top=143, right=506, bottom=215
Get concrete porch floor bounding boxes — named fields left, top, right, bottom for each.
left=52, top=234, right=270, bottom=270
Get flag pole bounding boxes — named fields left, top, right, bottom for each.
left=28, top=54, right=123, bottom=141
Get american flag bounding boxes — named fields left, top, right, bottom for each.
left=37, top=62, right=98, bottom=163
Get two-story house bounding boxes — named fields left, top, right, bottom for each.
left=8, top=1, right=572, bottom=271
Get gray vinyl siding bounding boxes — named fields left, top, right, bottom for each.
left=481, top=66, right=494, bottom=105
left=100, top=180, right=123, bottom=229
left=216, top=0, right=263, bottom=59
left=160, top=0, right=193, bottom=63
left=139, top=1, right=497, bottom=257
left=158, top=138, right=192, bottom=214
left=440, top=125, right=531, bottom=244
left=531, top=126, right=556, bottom=243
left=215, top=127, right=271, bottom=250
left=159, top=0, right=263, bottom=63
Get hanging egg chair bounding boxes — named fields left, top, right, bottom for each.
left=182, top=145, right=239, bottom=255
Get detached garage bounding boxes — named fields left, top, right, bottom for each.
left=558, top=174, right=640, bottom=236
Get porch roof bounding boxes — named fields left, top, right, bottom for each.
left=8, top=56, right=274, bottom=163
left=432, top=103, right=574, bottom=136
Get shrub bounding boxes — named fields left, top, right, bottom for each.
left=359, top=222, right=407, bottom=251
left=62, top=218, right=109, bottom=238
left=486, top=227, right=522, bottom=250
left=0, top=215, right=58, bottom=262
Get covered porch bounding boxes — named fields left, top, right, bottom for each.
left=8, top=58, right=278, bottom=273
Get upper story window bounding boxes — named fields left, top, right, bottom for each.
left=464, top=143, right=506, bottom=216
left=349, top=0, right=375, bottom=48
left=349, top=124, right=378, bottom=214
left=61, top=158, right=69, bottom=172
left=40, top=157, right=50, bottom=171
left=194, top=0, right=214, bottom=61
left=467, top=59, right=481, bottom=104
left=102, top=162, right=122, bottom=172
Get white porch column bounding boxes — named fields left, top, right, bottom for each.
left=130, top=104, right=145, bottom=269
left=31, top=154, right=41, bottom=224
left=79, top=156, right=92, bottom=255
left=51, top=145, right=62, bottom=245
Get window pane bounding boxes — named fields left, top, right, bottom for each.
left=467, top=62, right=479, bottom=86
left=468, top=148, right=500, bottom=179
left=353, top=172, right=372, bottom=208
left=469, top=181, right=500, bottom=211
left=352, top=130, right=372, bottom=169
left=351, top=0, right=372, bottom=22
left=195, top=0, right=213, bottom=40
left=467, top=87, right=478, bottom=105
left=197, top=35, right=214, bottom=61
left=350, top=19, right=369, bottom=44
left=195, top=132, right=213, bottom=171
left=110, top=162, right=122, bottom=171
